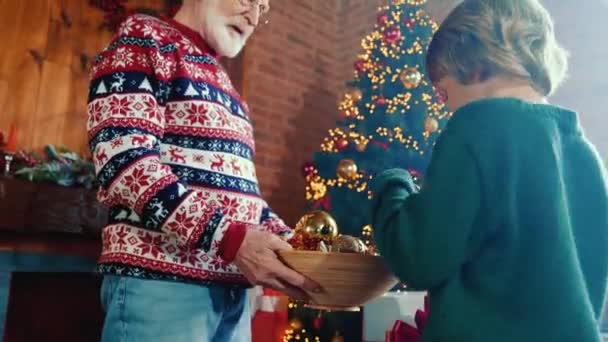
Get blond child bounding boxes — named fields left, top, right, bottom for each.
left=371, top=1, right=608, bottom=340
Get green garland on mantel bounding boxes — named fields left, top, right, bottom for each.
left=11, top=146, right=97, bottom=190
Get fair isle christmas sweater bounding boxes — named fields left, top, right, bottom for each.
left=87, top=14, right=291, bottom=285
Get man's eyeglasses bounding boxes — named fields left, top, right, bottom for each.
left=237, top=0, right=270, bottom=25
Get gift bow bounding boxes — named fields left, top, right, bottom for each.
left=386, top=295, right=429, bottom=342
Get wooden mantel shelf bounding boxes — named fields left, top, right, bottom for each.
left=0, top=232, right=100, bottom=259
left=0, top=176, right=106, bottom=257
left=0, top=177, right=106, bottom=236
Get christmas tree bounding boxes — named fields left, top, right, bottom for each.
left=285, top=0, right=451, bottom=341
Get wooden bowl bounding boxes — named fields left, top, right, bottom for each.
left=278, top=250, right=397, bottom=310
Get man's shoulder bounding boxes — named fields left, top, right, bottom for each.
left=116, top=14, right=181, bottom=43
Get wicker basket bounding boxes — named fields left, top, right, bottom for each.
left=0, top=177, right=107, bottom=238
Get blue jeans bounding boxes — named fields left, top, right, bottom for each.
left=100, top=275, right=251, bottom=342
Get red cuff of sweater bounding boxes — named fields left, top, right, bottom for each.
left=218, top=222, right=248, bottom=263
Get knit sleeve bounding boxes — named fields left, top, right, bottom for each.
left=87, top=16, right=245, bottom=259
left=258, top=206, right=293, bottom=239
left=370, top=133, right=481, bottom=289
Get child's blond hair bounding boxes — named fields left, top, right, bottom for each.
left=426, top=0, right=568, bottom=96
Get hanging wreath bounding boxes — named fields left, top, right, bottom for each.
left=90, top=0, right=183, bottom=31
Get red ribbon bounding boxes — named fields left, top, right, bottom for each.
left=385, top=295, right=429, bottom=342
left=370, top=140, right=389, bottom=150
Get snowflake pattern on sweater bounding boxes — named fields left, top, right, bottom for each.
left=87, top=14, right=292, bottom=285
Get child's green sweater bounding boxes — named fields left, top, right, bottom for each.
left=371, top=98, right=608, bottom=341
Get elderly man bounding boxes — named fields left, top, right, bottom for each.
left=87, top=0, right=315, bottom=341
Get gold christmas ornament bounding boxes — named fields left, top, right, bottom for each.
left=400, top=67, right=422, bottom=89
left=336, top=159, right=358, bottom=179
left=424, top=117, right=439, bottom=133
left=332, top=235, right=368, bottom=254
left=295, top=211, right=339, bottom=243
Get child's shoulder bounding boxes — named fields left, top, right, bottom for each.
left=446, top=97, right=567, bottom=139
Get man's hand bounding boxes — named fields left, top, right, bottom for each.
left=233, top=229, right=319, bottom=300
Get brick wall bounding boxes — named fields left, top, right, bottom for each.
left=338, top=0, right=381, bottom=82
left=240, top=0, right=385, bottom=225
left=242, top=1, right=363, bottom=225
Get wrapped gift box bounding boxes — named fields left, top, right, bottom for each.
left=363, top=291, right=426, bottom=342
left=251, top=287, right=289, bottom=342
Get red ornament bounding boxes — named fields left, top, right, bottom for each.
left=289, top=233, right=324, bottom=251
left=301, top=162, right=316, bottom=177
left=354, top=60, right=366, bottom=73
left=375, top=97, right=387, bottom=106
left=14, top=151, right=39, bottom=168
left=313, top=316, right=323, bottom=330
left=377, top=13, right=390, bottom=26
left=405, top=18, right=416, bottom=31
left=384, top=27, right=402, bottom=45
left=336, top=138, right=349, bottom=151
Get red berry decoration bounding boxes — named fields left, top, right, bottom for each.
left=375, top=97, right=387, bottom=106
left=301, top=162, right=316, bottom=177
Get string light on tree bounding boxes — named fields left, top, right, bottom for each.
left=424, top=117, right=439, bottom=133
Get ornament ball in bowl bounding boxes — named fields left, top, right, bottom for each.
left=282, top=211, right=397, bottom=311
